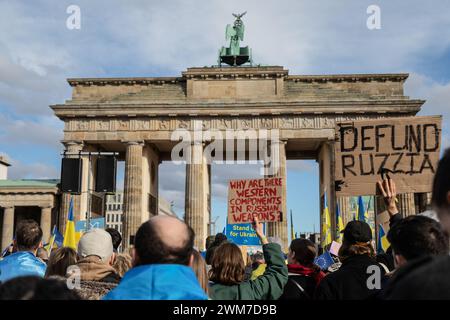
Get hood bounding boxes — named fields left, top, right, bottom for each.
left=103, top=264, right=208, bottom=300
left=0, top=251, right=46, bottom=283
left=74, top=256, right=118, bottom=282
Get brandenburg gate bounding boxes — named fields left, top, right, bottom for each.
left=51, top=65, right=424, bottom=250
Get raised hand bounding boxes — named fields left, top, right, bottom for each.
left=251, top=216, right=268, bottom=245
left=377, top=178, right=399, bottom=216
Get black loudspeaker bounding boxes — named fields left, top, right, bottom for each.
left=61, top=158, right=82, bottom=193
left=95, top=156, right=117, bottom=193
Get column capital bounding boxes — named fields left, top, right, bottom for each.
left=62, top=140, right=84, bottom=148
left=40, top=205, right=53, bottom=210
left=1, top=205, right=14, bottom=210
left=122, top=140, right=145, bottom=146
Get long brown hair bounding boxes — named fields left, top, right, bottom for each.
left=209, top=242, right=245, bottom=285
left=338, top=239, right=375, bottom=262
left=45, top=247, right=78, bottom=277
left=191, top=250, right=209, bottom=294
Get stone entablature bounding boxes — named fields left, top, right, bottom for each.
left=58, top=67, right=422, bottom=107
left=0, top=186, right=58, bottom=209
left=60, top=113, right=413, bottom=144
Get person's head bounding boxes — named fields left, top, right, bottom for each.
left=36, top=247, right=49, bottom=263
left=338, top=220, right=375, bottom=261
left=0, top=276, right=80, bottom=300
left=14, top=220, right=42, bottom=253
left=45, top=247, right=78, bottom=278
left=133, top=215, right=195, bottom=267
left=77, top=228, right=114, bottom=265
left=105, top=228, right=122, bottom=252
left=212, top=233, right=227, bottom=247
left=209, top=242, right=245, bottom=285
left=191, top=250, right=209, bottom=294
left=205, top=235, right=215, bottom=250
left=288, top=238, right=317, bottom=266
left=432, top=148, right=450, bottom=233
left=112, top=253, right=132, bottom=278
left=387, top=215, right=449, bottom=268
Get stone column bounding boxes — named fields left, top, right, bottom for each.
left=398, top=193, right=416, bottom=217
left=1, top=206, right=14, bottom=251
left=266, top=140, right=288, bottom=251
left=185, top=142, right=210, bottom=251
left=59, top=141, right=84, bottom=232
left=40, top=206, right=52, bottom=243
left=337, top=196, right=351, bottom=227
left=122, top=141, right=144, bottom=248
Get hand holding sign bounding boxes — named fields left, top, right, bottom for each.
left=251, top=216, right=268, bottom=245
left=377, top=178, right=399, bottom=217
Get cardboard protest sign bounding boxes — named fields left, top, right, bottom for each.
left=227, top=177, right=284, bottom=224
left=335, top=116, right=442, bottom=196
left=226, top=223, right=264, bottom=245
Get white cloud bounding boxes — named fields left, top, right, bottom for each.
left=406, top=73, right=450, bottom=120
left=0, top=153, right=59, bottom=179
left=0, top=114, right=63, bottom=150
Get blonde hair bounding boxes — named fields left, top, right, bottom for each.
left=112, top=253, right=132, bottom=278
left=191, top=250, right=209, bottom=294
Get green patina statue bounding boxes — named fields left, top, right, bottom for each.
left=218, top=12, right=252, bottom=66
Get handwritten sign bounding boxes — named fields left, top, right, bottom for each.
left=226, top=223, right=263, bottom=245
left=227, top=177, right=284, bottom=224
left=335, top=116, right=442, bottom=196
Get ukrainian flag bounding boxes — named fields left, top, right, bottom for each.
left=44, top=225, right=63, bottom=253
left=336, top=203, right=345, bottom=243
left=321, top=192, right=332, bottom=247
left=377, top=224, right=390, bottom=253
left=63, top=197, right=77, bottom=250
left=357, top=196, right=369, bottom=223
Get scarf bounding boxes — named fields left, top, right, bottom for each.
left=287, top=263, right=325, bottom=285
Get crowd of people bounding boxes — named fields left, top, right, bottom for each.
left=0, top=147, right=449, bottom=300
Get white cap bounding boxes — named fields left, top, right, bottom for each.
left=77, top=228, right=113, bottom=261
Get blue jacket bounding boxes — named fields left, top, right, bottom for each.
left=103, top=264, right=208, bottom=300
left=0, top=251, right=46, bottom=283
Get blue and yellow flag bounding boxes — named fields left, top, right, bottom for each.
left=336, top=203, right=345, bottom=243
left=357, top=196, right=369, bottom=223
left=44, top=225, right=64, bottom=253
left=377, top=224, right=390, bottom=253
left=321, top=192, right=332, bottom=247
left=63, top=197, right=77, bottom=250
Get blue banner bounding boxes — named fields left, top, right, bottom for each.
left=226, top=223, right=262, bottom=246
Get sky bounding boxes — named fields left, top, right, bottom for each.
left=0, top=0, right=449, bottom=236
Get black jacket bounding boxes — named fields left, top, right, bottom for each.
left=376, top=213, right=403, bottom=272
left=382, top=255, right=450, bottom=300
left=314, top=255, right=385, bottom=300
left=279, top=274, right=317, bottom=300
